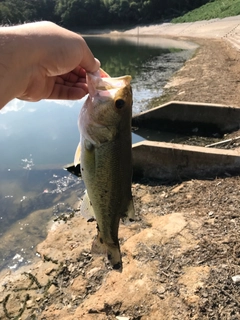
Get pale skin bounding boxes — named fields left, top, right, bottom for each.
left=0, top=21, right=100, bottom=110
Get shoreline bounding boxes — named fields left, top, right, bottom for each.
left=107, top=15, right=240, bottom=40
left=82, top=15, right=240, bottom=53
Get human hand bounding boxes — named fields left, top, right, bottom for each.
left=0, top=21, right=100, bottom=108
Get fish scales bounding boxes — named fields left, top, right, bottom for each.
left=82, top=141, right=129, bottom=243
left=76, top=70, right=135, bottom=271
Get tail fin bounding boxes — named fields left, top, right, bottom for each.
left=91, top=231, right=122, bottom=272
left=106, top=244, right=122, bottom=272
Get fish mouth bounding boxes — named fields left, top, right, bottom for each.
left=95, top=75, right=132, bottom=90
left=87, top=70, right=132, bottom=98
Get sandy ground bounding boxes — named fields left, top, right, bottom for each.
left=109, top=15, right=240, bottom=48
left=1, top=17, right=240, bottom=320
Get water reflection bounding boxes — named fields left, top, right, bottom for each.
left=0, top=36, right=195, bottom=271
left=85, top=36, right=194, bottom=113
left=0, top=99, right=82, bottom=171
left=0, top=169, right=84, bottom=270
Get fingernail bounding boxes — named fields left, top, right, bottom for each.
left=94, top=58, right=101, bottom=72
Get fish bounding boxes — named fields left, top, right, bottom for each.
left=74, top=69, right=135, bottom=271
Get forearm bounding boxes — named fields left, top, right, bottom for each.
left=0, top=29, right=21, bottom=109
left=0, top=24, right=37, bottom=109
left=0, top=56, right=12, bottom=109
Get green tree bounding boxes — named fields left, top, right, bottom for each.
left=0, top=0, right=26, bottom=24
left=0, top=0, right=214, bottom=28
left=0, top=0, right=57, bottom=24
left=55, top=0, right=107, bottom=27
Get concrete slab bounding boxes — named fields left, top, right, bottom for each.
left=132, top=140, right=240, bottom=181
left=132, top=101, right=240, bottom=135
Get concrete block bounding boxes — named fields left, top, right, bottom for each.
left=132, top=140, right=240, bottom=181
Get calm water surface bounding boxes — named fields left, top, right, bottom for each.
left=0, top=36, right=195, bottom=271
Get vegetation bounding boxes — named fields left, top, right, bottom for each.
left=172, top=0, right=240, bottom=23
left=1, top=0, right=240, bottom=28
left=0, top=0, right=211, bottom=28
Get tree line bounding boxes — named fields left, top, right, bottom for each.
left=0, top=0, right=211, bottom=28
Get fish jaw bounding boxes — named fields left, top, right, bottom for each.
left=87, top=71, right=132, bottom=98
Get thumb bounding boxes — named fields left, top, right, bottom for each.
left=80, top=40, right=100, bottom=73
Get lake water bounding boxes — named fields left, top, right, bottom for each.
left=0, top=36, right=195, bottom=271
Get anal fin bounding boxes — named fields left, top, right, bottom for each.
left=91, top=231, right=106, bottom=255
left=81, top=191, right=95, bottom=222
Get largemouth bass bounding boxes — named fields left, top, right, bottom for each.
left=74, top=69, right=135, bottom=271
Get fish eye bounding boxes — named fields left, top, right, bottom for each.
left=115, top=99, right=125, bottom=109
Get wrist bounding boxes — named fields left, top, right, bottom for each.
left=0, top=24, right=42, bottom=108
left=0, top=29, right=18, bottom=108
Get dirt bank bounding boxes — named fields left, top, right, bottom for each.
left=1, top=28, right=240, bottom=319
left=163, top=37, right=240, bottom=107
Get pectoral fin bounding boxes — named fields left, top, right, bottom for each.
left=74, top=143, right=81, bottom=167
left=64, top=163, right=81, bottom=177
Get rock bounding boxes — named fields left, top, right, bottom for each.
left=45, top=267, right=56, bottom=276
left=232, top=275, right=240, bottom=284
left=70, top=275, right=88, bottom=294
left=208, top=211, right=214, bottom=217
left=157, top=286, right=166, bottom=294
left=171, top=184, right=184, bottom=193
left=48, top=284, right=57, bottom=295
left=26, top=299, right=35, bottom=309
left=141, top=194, right=154, bottom=204
left=87, top=267, right=101, bottom=278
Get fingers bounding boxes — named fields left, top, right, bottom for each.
left=57, top=66, right=87, bottom=84
left=48, top=82, right=89, bottom=100
left=41, top=34, right=100, bottom=78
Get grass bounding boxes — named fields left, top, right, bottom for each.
left=172, top=0, right=240, bottom=23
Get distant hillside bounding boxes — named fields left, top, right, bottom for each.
left=1, top=0, right=240, bottom=28
left=0, top=0, right=210, bottom=28
left=172, top=0, right=240, bottom=23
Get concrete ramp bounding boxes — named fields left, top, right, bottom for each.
left=132, top=101, right=240, bottom=181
